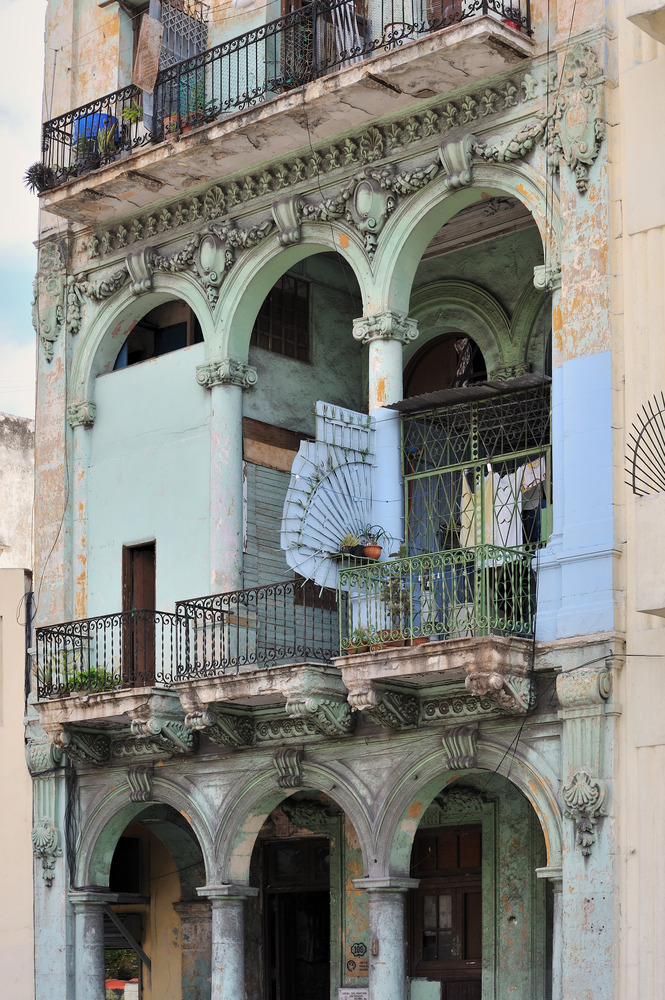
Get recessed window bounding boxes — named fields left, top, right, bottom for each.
left=251, top=274, right=310, bottom=362
left=114, top=301, right=203, bottom=369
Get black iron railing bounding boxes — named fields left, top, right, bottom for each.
left=176, top=577, right=345, bottom=678
left=40, top=0, right=530, bottom=185
left=35, top=610, right=183, bottom=698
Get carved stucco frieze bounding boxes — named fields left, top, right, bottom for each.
left=185, top=707, right=255, bottom=749
left=441, top=724, right=478, bottom=769
left=273, top=747, right=304, bottom=788
left=255, top=716, right=319, bottom=742
left=67, top=400, right=96, bottom=428
left=31, top=817, right=62, bottom=887
left=352, top=310, right=419, bottom=346
left=421, top=693, right=496, bottom=721
left=347, top=683, right=420, bottom=730
left=562, top=769, right=607, bottom=856
left=87, top=69, right=552, bottom=261
left=286, top=691, right=356, bottom=737
left=422, top=787, right=485, bottom=826
left=195, top=357, right=258, bottom=390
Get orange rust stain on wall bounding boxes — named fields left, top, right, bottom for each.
left=407, top=801, right=422, bottom=819
left=375, top=377, right=387, bottom=407
left=338, top=233, right=350, bottom=249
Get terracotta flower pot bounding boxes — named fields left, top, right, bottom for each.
left=363, top=544, right=382, bottom=560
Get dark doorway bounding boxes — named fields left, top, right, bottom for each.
left=410, top=825, right=482, bottom=1000
left=122, top=542, right=156, bottom=685
left=264, top=838, right=330, bottom=1000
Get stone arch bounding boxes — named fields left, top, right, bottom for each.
left=215, top=758, right=374, bottom=884
left=69, top=271, right=216, bottom=406
left=407, top=279, right=511, bottom=378
left=77, top=772, right=215, bottom=890
left=216, top=220, right=373, bottom=362
left=370, top=735, right=562, bottom=878
left=371, top=159, right=559, bottom=319
left=518, top=281, right=552, bottom=373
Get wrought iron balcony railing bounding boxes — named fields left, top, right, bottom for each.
left=35, top=610, right=184, bottom=699
left=339, top=544, right=537, bottom=652
left=40, top=0, right=530, bottom=186
left=176, top=577, right=344, bottom=678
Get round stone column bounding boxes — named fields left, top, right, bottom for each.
left=70, top=890, right=115, bottom=1000
left=195, top=357, right=258, bottom=594
left=353, top=876, right=419, bottom=1000
left=353, top=312, right=418, bottom=413
left=197, top=883, right=259, bottom=999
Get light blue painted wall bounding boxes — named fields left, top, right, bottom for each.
left=537, top=350, right=615, bottom=640
left=87, top=342, right=211, bottom=614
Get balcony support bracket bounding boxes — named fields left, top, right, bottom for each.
left=347, top=682, right=420, bottom=730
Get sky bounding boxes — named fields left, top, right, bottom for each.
left=0, top=0, right=47, bottom=418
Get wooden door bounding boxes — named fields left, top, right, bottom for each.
left=122, top=542, right=156, bottom=685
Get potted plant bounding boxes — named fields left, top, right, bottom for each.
left=73, top=135, right=99, bottom=172
left=348, top=626, right=371, bottom=654
left=339, top=531, right=364, bottom=556
left=121, top=100, right=144, bottom=126
left=96, top=125, right=118, bottom=160
left=360, top=524, right=389, bottom=560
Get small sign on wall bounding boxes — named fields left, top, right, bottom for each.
left=339, top=990, right=369, bottom=1000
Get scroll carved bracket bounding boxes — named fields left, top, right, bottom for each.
left=347, top=683, right=420, bottom=730
left=273, top=747, right=304, bottom=788
left=185, top=707, right=255, bottom=749
left=441, top=724, right=478, bottom=769
left=464, top=668, right=537, bottom=715
left=286, top=692, right=356, bottom=737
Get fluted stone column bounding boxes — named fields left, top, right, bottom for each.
left=67, top=402, right=96, bottom=620
left=353, top=311, right=418, bottom=413
left=353, top=877, right=419, bottom=1000
left=197, top=884, right=259, bottom=999
left=196, top=358, right=257, bottom=594
left=537, top=865, right=563, bottom=1000
left=70, top=890, right=115, bottom=1000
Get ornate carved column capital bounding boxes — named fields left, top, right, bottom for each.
left=556, top=664, right=611, bottom=710
left=185, top=707, right=255, bottom=749
left=352, top=311, right=419, bottom=346
left=533, top=262, right=562, bottom=292
left=67, top=400, right=97, bottom=428
left=347, top=683, right=420, bottom=730
left=26, top=736, right=63, bottom=775
left=196, top=357, right=258, bottom=390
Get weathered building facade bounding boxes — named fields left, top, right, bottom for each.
left=28, top=0, right=664, bottom=997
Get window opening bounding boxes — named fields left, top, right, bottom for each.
left=113, top=302, right=203, bottom=369
left=251, top=274, right=311, bottom=361
left=404, top=334, right=486, bottom=398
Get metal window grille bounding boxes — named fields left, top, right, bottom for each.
left=251, top=275, right=311, bottom=362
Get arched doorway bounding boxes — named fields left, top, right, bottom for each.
left=407, top=774, right=549, bottom=1000
left=103, top=803, right=207, bottom=1000
left=243, top=791, right=367, bottom=1000
left=404, top=333, right=487, bottom=397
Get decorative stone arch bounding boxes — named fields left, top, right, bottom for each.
left=407, top=279, right=511, bottom=379
left=76, top=773, right=215, bottom=891
left=215, top=758, right=374, bottom=884
left=69, top=271, right=217, bottom=408
left=216, top=220, right=373, bottom=363
left=370, top=735, right=562, bottom=878
left=371, top=159, right=560, bottom=320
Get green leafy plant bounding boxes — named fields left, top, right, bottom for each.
left=349, top=626, right=372, bottom=652
left=339, top=531, right=360, bottom=551
left=360, top=524, right=389, bottom=545
left=121, top=100, right=144, bottom=125
left=96, top=125, right=117, bottom=157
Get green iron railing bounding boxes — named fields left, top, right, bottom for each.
left=338, top=544, right=536, bottom=652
